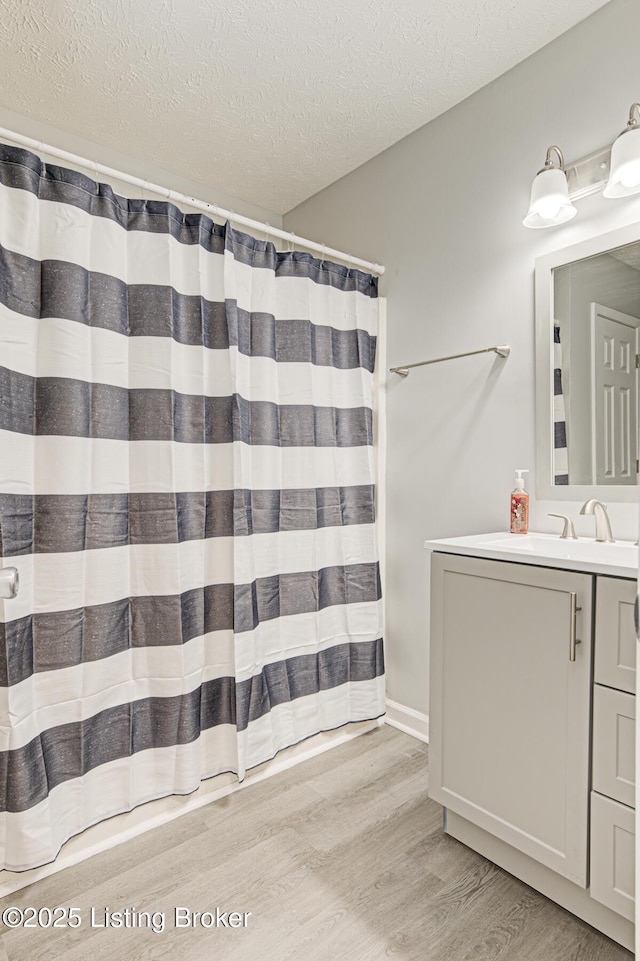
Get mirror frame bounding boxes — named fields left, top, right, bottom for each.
left=535, top=220, right=640, bottom=503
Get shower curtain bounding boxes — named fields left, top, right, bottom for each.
left=0, top=144, right=384, bottom=872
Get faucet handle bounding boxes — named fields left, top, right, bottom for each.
left=548, top=513, right=578, bottom=540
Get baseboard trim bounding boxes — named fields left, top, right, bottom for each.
left=0, top=717, right=382, bottom=898
left=384, top=698, right=429, bottom=743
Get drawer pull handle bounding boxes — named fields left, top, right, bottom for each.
left=569, top=592, right=582, bottom=662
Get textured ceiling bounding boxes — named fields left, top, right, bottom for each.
left=610, top=244, right=640, bottom=272
left=0, top=0, right=611, bottom=214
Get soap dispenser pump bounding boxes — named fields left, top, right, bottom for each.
left=510, top=469, right=529, bottom=534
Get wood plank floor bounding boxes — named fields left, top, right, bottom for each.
left=0, top=725, right=633, bottom=961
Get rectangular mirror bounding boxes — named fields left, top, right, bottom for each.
left=535, top=222, right=640, bottom=502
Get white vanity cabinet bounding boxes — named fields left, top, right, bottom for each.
left=427, top=545, right=636, bottom=951
left=429, top=552, right=593, bottom=885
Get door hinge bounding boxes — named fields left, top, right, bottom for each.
left=636, top=353, right=640, bottom=368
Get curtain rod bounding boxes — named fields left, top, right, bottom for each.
left=390, top=345, right=511, bottom=377
left=0, top=125, right=385, bottom=277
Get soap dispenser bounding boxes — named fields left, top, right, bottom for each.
left=510, top=469, right=529, bottom=534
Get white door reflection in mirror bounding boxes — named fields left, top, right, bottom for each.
left=591, top=303, right=639, bottom=485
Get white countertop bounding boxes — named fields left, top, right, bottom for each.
left=423, top=531, right=638, bottom=579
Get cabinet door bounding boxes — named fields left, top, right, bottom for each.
left=594, top=576, right=636, bottom=695
left=429, top=553, right=593, bottom=886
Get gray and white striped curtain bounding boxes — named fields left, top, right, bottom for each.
left=553, top=323, right=569, bottom=484
left=0, top=144, right=384, bottom=871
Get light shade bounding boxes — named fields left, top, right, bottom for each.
left=523, top=165, right=577, bottom=229
left=604, top=108, right=640, bottom=198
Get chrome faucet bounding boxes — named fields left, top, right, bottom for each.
left=579, top=499, right=615, bottom=543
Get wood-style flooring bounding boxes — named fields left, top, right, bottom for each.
left=0, top=725, right=633, bottom=960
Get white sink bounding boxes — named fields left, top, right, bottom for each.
left=424, top=531, right=638, bottom=577
left=481, top=534, right=638, bottom=566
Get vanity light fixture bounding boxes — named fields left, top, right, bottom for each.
left=603, top=102, right=640, bottom=198
left=523, top=146, right=577, bottom=229
left=524, top=101, right=640, bottom=227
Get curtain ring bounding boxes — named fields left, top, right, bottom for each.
left=320, top=243, right=326, bottom=267
left=289, top=231, right=295, bottom=253
left=36, top=141, right=45, bottom=179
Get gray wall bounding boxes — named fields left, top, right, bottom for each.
left=284, top=0, right=640, bottom=716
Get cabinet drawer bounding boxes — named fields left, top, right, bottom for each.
left=592, top=684, right=635, bottom=808
left=594, top=577, right=636, bottom=694
left=590, top=792, right=635, bottom=922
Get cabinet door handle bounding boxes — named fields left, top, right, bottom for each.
left=569, top=592, right=582, bottom=662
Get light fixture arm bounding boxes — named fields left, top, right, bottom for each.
left=626, top=103, right=640, bottom=127
left=544, top=145, right=565, bottom=170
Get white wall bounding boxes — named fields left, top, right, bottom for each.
left=284, top=0, right=640, bottom=715
left=0, top=103, right=282, bottom=226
